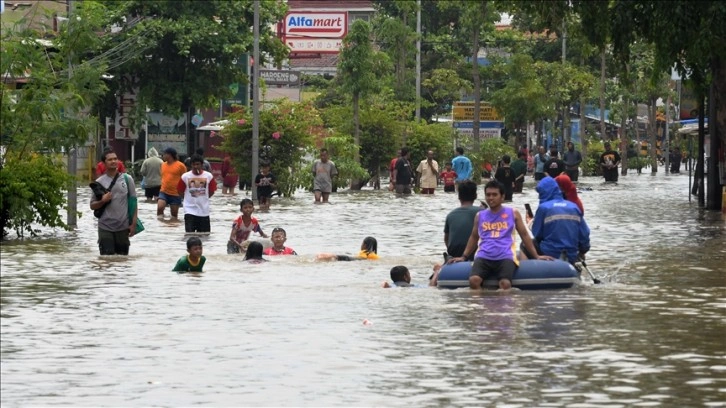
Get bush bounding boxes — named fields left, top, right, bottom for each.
left=1, top=153, right=75, bottom=239
left=582, top=141, right=605, bottom=176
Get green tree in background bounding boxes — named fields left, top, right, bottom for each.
left=217, top=100, right=318, bottom=197
left=337, top=20, right=391, bottom=188
left=423, top=68, right=473, bottom=119
left=1, top=3, right=108, bottom=239
left=98, top=0, right=288, bottom=122
left=491, top=54, right=550, bottom=135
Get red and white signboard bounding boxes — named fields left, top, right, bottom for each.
left=282, top=11, right=347, bottom=54
left=286, top=38, right=343, bottom=53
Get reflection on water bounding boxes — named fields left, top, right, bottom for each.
left=1, top=172, right=724, bottom=406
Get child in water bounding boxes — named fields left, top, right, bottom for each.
left=439, top=162, right=457, bottom=193
left=316, top=236, right=379, bottom=261
left=228, top=199, right=268, bottom=254
left=173, top=236, right=206, bottom=273
left=255, top=162, right=276, bottom=211
left=263, top=227, right=298, bottom=256
left=382, top=264, right=442, bottom=288
left=244, top=241, right=267, bottom=263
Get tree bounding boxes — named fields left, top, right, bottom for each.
left=535, top=60, right=596, bottom=147
left=217, top=100, right=319, bottom=197
left=490, top=54, right=550, bottom=134
left=438, top=1, right=500, bottom=150
left=581, top=0, right=726, bottom=209
left=98, top=0, right=288, bottom=122
left=372, top=1, right=417, bottom=101
left=423, top=68, right=473, bottom=119
left=1, top=3, right=109, bottom=239
left=337, top=19, right=391, bottom=189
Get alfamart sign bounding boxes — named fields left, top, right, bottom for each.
left=282, top=11, right=347, bottom=54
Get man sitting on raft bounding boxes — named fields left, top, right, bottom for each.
left=449, top=180, right=552, bottom=290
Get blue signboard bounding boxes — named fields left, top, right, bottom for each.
left=453, top=121, right=505, bottom=129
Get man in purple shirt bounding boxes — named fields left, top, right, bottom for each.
left=448, top=180, right=552, bottom=290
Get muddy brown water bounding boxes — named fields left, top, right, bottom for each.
left=1, top=171, right=724, bottom=406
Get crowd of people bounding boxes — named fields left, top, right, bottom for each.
left=92, top=144, right=592, bottom=288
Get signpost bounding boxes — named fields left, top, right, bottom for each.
left=452, top=101, right=502, bottom=121
left=260, top=69, right=301, bottom=86
left=452, top=101, right=505, bottom=140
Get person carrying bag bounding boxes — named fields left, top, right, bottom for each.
left=124, top=174, right=144, bottom=235
left=89, top=173, right=120, bottom=219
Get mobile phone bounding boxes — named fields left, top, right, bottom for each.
left=524, top=203, right=534, bottom=219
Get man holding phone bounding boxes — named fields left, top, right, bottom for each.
left=521, top=176, right=590, bottom=264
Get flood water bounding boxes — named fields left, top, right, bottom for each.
left=1, top=170, right=725, bottom=407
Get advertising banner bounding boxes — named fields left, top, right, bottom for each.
left=452, top=101, right=502, bottom=121
left=282, top=11, right=348, bottom=54
left=147, top=112, right=187, bottom=155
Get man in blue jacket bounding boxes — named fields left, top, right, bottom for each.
left=521, top=176, right=590, bottom=264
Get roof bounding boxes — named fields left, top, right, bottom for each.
left=286, top=0, right=374, bottom=11
left=289, top=53, right=339, bottom=71
left=0, top=1, right=68, bottom=34
left=196, top=120, right=229, bottom=131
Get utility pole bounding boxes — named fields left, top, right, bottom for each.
left=66, top=0, right=77, bottom=228
left=251, top=0, right=260, bottom=200
left=561, top=20, right=568, bottom=148
left=415, top=0, right=421, bottom=121
left=665, top=93, right=671, bottom=174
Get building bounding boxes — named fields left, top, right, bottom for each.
left=283, top=0, right=375, bottom=75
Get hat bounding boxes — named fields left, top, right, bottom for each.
left=163, top=147, right=177, bottom=155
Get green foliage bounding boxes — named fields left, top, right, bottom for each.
left=373, top=5, right=417, bottom=101
left=99, top=0, right=288, bottom=119
left=318, top=133, right=370, bottom=189
left=217, top=100, right=319, bottom=197
left=338, top=20, right=388, bottom=100
left=422, top=68, right=472, bottom=118
left=535, top=60, right=596, bottom=113
left=582, top=139, right=604, bottom=176
left=402, top=122, right=457, bottom=170
left=491, top=54, right=551, bottom=128
left=477, top=138, right=517, bottom=169
left=321, top=92, right=404, bottom=182
left=0, top=154, right=74, bottom=239
left=1, top=4, right=108, bottom=239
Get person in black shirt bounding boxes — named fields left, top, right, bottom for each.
left=600, top=142, right=621, bottom=182
left=494, top=155, right=516, bottom=201
left=392, top=147, right=413, bottom=196
left=544, top=147, right=566, bottom=178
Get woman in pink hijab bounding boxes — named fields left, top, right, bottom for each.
left=555, top=173, right=584, bottom=214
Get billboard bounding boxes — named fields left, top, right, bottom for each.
left=452, top=101, right=502, bottom=121
left=147, top=112, right=187, bottom=155
left=282, top=11, right=347, bottom=54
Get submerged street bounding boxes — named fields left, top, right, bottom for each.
left=1, top=170, right=724, bottom=406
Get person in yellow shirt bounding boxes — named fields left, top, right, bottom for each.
left=316, top=236, right=379, bottom=261
left=157, top=147, right=188, bottom=219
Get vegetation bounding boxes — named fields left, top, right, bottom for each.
left=3, top=1, right=723, bottom=238
left=216, top=100, right=319, bottom=197
left=1, top=4, right=108, bottom=238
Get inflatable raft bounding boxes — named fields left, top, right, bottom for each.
left=437, top=259, right=580, bottom=290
